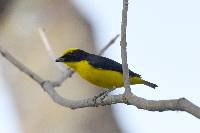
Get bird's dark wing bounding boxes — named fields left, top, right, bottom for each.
left=86, top=54, right=141, bottom=78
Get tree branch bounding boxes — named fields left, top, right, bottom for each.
left=98, top=34, right=120, bottom=55
left=0, top=45, right=44, bottom=85
left=38, top=27, right=71, bottom=87
left=120, top=0, right=131, bottom=94
left=0, top=45, right=200, bottom=119
left=38, top=28, right=67, bottom=73
left=0, top=0, right=199, bottom=119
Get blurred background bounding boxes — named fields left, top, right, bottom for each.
left=0, top=0, right=199, bottom=133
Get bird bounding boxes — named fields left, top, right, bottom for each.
left=55, top=48, right=158, bottom=89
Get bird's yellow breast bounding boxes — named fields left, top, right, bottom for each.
left=65, top=60, right=125, bottom=89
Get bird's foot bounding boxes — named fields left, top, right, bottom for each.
left=92, top=89, right=113, bottom=106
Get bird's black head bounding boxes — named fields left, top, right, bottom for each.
left=55, top=48, right=89, bottom=62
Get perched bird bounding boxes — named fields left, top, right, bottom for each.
left=56, top=48, right=158, bottom=89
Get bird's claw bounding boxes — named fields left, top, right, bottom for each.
left=92, top=89, right=113, bottom=106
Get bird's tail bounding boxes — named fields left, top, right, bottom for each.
left=130, top=77, right=158, bottom=89
left=143, top=80, right=158, bottom=89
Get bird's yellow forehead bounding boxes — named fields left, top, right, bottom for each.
left=63, top=48, right=79, bottom=55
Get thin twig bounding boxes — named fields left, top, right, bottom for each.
left=120, top=0, right=131, bottom=94
left=52, top=69, right=74, bottom=87
left=38, top=28, right=67, bottom=73
left=98, top=34, right=120, bottom=55
left=38, top=28, right=73, bottom=87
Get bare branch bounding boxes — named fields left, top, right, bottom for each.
left=38, top=28, right=74, bottom=87
left=0, top=0, right=199, bottom=120
left=51, top=69, right=74, bottom=87
left=120, top=0, right=131, bottom=94
left=98, top=34, right=120, bottom=55
left=0, top=45, right=200, bottom=119
left=0, top=45, right=44, bottom=85
left=38, top=28, right=67, bottom=73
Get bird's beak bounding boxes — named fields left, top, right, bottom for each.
left=55, top=57, right=65, bottom=62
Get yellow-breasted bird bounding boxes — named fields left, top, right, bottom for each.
left=56, top=48, right=158, bottom=89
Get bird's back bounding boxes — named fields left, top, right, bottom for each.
left=86, top=54, right=141, bottom=78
